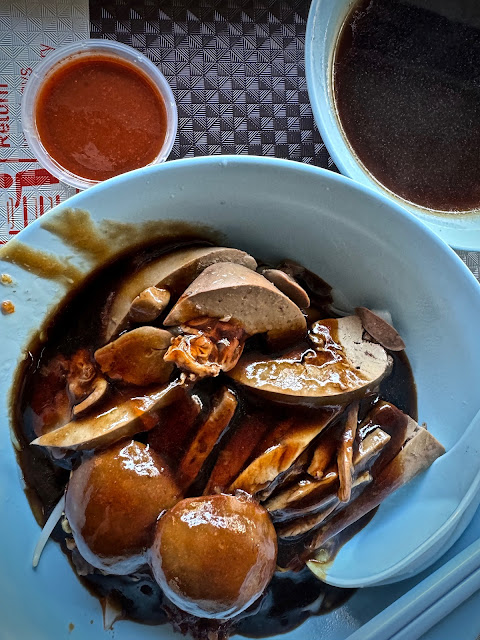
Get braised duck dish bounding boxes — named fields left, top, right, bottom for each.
left=14, top=240, right=444, bottom=638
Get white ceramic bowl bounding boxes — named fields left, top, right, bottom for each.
left=305, top=0, right=480, bottom=251
left=1, top=156, right=480, bottom=637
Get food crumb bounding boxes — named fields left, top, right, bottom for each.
left=68, top=622, right=74, bottom=632
left=1, top=273, right=13, bottom=285
left=1, top=300, right=15, bottom=314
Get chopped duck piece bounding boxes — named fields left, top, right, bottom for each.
left=256, top=449, right=312, bottom=502
left=358, top=402, right=410, bottom=475
left=178, top=387, right=238, bottom=491
left=307, top=437, right=338, bottom=480
left=337, top=402, right=359, bottom=503
left=266, top=427, right=391, bottom=521
left=67, top=349, right=97, bottom=400
left=278, top=472, right=372, bottom=539
left=30, top=355, right=71, bottom=436
left=228, top=316, right=391, bottom=406
left=306, top=421, right=445, bottom=554
left=259, top=268, right=310, bottom=308
left=229, top=408, right=340, bottom=495
left=164, top=317, right=247, bottom=378
left=95, top=326, right=173, bottom=386
left=31, top=350, right=102, bottom=436
left=265, top=471, right=338, bottom=517
left=355, top=307, right=406, bottom=351
left=73, top=377, right=108, bottom=417
left=128, top=286, right=170, bottom=323
left=31, top=380, right=184, bottom=451
left=148, top=388, right=202, bottom=464
left=164, top=263, right=307, bottom=349
left=204, top=410, right=272, bottom=495
left=354, top=427, right=392, bottom=472
left=103, top=246, right=257, bottom=341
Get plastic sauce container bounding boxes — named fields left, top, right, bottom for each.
left=22, top=40, right=178, bottom=190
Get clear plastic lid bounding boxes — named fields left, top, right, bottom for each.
left=21, top=40, right=178, bottom=190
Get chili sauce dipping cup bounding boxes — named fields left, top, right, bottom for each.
left=21, top=40, right=178, bottom=190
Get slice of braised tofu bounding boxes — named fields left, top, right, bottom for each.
left=229, top=315, right=391, bottom=405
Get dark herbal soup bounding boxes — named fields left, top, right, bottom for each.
left=334, top=0, right=480, bottom=212
left=12, top=238, right=439, bottom=640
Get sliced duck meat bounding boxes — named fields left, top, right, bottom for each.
left=355, top=307, right=406, bottom=352
left=337, top=403, right=359, bottom=503
left=259, top=268, right=310, bottom=309
left=278, top=472, right=372, bottom=539
left=358, top=402, right=410, bottom=475
left=266, top=427, right=391, bottom=522
left=204, top=410, right=272, bottom=495
left=354, top=427, right=392, bottom=472
left=178, top=387, right=238, bottom=491
left=31, top=380, right=184, bottom=451
left=307, top=437, right=338, bottom=480
left=164, top=317, right=247, bottom=378
left=94, top=326, right=173, bottom=386
left=306, top=421, right=445, bottom=554
left=164, top=263, right=307, bottom=349
left=128, top=286, right=171, bottom=323
left=265, top=472, right=338, bottom=518
left=256, top=449, right=312, bottom=502
left=279, top=503, right=338, bottom=541
left=103, top=246, right=257, bottom=341
left=229, top=316, right=391, bottom=406
left=148, top=387, right=203, bottom=464
left=229, top=408, right=340, bottom=495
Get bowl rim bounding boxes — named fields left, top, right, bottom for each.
left=21, top=39, right=178, bottom=190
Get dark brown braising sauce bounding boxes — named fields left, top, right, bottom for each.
left=334, top=0, right=480, bottom=212
left=13, top=240, right=417, bottom=637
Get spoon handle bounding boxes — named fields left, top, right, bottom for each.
left=345, top=535, right=480, bottom=640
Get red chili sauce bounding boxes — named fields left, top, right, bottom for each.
left=35, top=56, right=168, bottom=182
